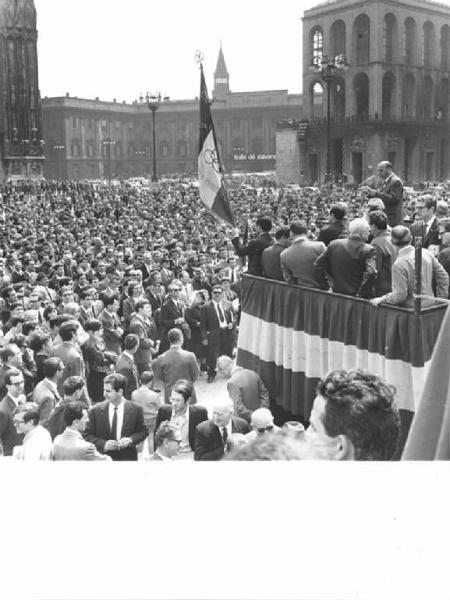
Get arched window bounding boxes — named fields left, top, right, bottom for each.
left=403, top=73, right=416, bottom=118
left=383, top=14, right=397, bottom=63
left=424, top=76, right=434, bottom=117
left=311, top=26, right=323, bottom=66
left=382, top=72, right=396, bottom=118
left=128, top=142, right=135, bottom=157
left=115, top=141, right=122, bottom=158
left=330, top=20, right=346, bottom=58
left=353, top=14, right=370, bottom=65
left=86, top=141, right=95, bottom=157
left=404, top=18, right=417, bottom=65
left=353, top=73, right=370, bottom=118
left=423, top=21, right=435, bottom=68
left=436, top=79, right=449, bottom=118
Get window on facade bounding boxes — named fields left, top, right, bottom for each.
left=312, top=27, right=323, bottom=67
left=404, top=18, right=417, bottom=65
left=115, top=142, right=122, bottom=158
left=160, top=141, right=169, bottom=157
left=87, top=142, right=95, bottom=157
left=144, top=143, right=151, bottom=156
left=383, top=14, right=396, bottom=63
left=72, top=117, right=77, bottom=128
left=71, top=141, right=81, bottom=157
left=128, top=143, right=135, bottom=157
left=423, top=22, right=435, bottom=68
left=177, top=140, right=187, bottom=157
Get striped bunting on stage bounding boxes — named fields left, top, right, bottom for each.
left=236, top=275, right=447, bottom=420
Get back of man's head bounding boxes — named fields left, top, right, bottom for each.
left=256, top=216, right=272, bottom=232
left=63, top=401, right=85, bottom=427
left=391, top=225, right=411, bottom=247
left=368, top=210, right=388, bottom=231
left=289, top=220, right=308, bottom=237
left=315, top=369, right=400, bottom=460
left=43, top=357, right=62, bottom=379
left=275, top=227, right=290, bottom=241
left=63, top=376, right=85, bottom=398
left=168, top=328, right=183, bottom=346
left=330, top=202, right=347, bottom=221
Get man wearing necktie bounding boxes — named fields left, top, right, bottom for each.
left=84, top=373, right=148, bottom=461
left=200, top=285, right=234, bottom=383
left=194, top=398, right=249, bottom=461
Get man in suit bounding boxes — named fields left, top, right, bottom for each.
left=98, top=294, right=123, bottom=355
left=261, top=227, right=290, bottom=280
left=216, top=355, right=269, bottom=424
left=154, top=379, right=207, bottom=458
left=0, top=369, right=25, bottom=456
left=128, top=299, right=159, bottom=375
left=84, top=372, right=148, bottom=461
left=0, top=343, right=23, bottom=400
left=159, top=283, right=189, bottom=352
left=52, top=320, right=85, bottom=396
left=362, top=161, right=404, bottom=227
left=280, top=220, right=326, bottom=288
left=115, top=334, right=140, bottom=399
left=144, top=272, right=165, bottom=313
left=46, top=376, right=87, bottom=440
left=368, top=210, right=398, bottom=295
left=371, top=225, right=448, bottom=308
left=194, top=398, right=250, bottom=461
left=317, top=202, right=349, bottom=246
left=230, top=216, right=274, bottom=276
left=314, top=218, right=377, bottom=298
left=150, top=420, right=182, bottom=461
left=32, top=357, right=64, bottom=426
left=410, top=195, right=441, bottom=252
left=200, top=284, right=234, bottom=383
left=151, top=328, right=200, bottom=403
left=53, top=401, right=111, bottom=460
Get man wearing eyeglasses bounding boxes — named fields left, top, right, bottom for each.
left=244, top=408, right=279, bottom=442
left=0, top=369, right=26, bottom=456
left=150, top=420, right=182, bottom=461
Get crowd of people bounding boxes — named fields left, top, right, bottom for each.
left=0, top=161, right=448, bottom=460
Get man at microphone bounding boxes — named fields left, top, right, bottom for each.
left=360, top=161, right=404, bottom=227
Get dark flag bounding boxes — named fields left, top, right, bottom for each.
left=198, top=64, right=235, bottom=226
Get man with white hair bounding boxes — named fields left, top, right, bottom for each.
left=245, top=408, right=280, bottom=442
left=217, top=355, right=269, bottom=423
left=194, top=397, right=249, bottom=461
left=314, top=218, right=377, bottom=298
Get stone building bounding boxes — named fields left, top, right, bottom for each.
left=277, top=0, right=450, bottom=185
left=42, top=46, right=302, bottom=180
left=0, top=0, right=44, bottom=180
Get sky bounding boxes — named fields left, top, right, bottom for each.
left=34, top=0, right=319, bottom=103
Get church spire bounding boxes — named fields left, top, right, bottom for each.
left=213, top=43, right=230, bottom=96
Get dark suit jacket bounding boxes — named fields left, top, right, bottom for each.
left=317, top=220, right=348, bottom=246
left=0, top=394, right=23, bottom=456
left=371, top=230, right=398, bottom=295
left=261, top=241, right=289, bottom=280
left=199, top=301, right=233, bottom=345
left=194, top=417, right=250, bottom=461
left=128, top=315, right=158, bottom=367
left=410, top=217, right=441, bottom=249
left=115, top=352, right=140, bottom=399
left=154, top=404, right=208, bottom=450
left=159, top=298, right=183, bottom=332
left=369, top=173, right=404, bottom=227
left=98, top=309, right=123, bottom=355
left=84, top=400, right=148, bottom=461
left=280, top=238, right=326, bottom=287
left=231, top=232, right=273, bottom=276
left=314, top=236, right=377, bottom=297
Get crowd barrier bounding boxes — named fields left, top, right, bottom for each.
left=236, top=275, right=448, bottom=420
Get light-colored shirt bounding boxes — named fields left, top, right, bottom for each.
left=171, top=408, right=190, bottom=453
left=213, top=301, right=227, bottom=328
left=108, top=400, right=124, bottom=440
left=13, top=425, right=53, bottom=461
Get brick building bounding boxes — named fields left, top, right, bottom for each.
left=42, top=46, right=302, bottom=180
left=277, top=0, right=450, bottom=185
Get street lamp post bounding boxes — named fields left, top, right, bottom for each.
left=310, top=53, right=349, bottom=186
left=141, top=92, right=161, bottom=181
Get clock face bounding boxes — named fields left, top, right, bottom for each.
left=216, top=78, right=228, bottom=84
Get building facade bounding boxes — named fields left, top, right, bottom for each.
left=42, top=48, right=302, bottom=180
left=277, top=0, right=450, bottom=185
left=0, top=0, right=44, bottom=180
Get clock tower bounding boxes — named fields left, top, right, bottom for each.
left=213, top=43, right=230, bottom=97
